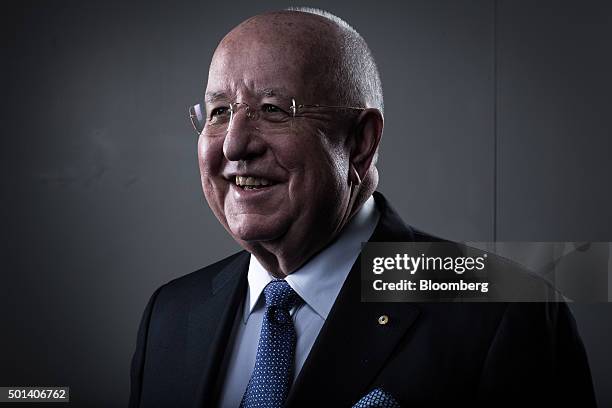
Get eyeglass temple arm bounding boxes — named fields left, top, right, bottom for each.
left=290, top=98, right=367, bottom=115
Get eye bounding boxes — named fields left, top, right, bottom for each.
left=261, top=104, right=283, bottom=113
left=210, top=106, right=230, bottom=118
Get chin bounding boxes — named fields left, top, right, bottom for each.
left=227, top=216, right=287, bottom=243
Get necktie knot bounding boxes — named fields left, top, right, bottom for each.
left=263, top=280, right=301, bottom=310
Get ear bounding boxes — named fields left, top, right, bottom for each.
left=349, top=108, right=384, bottom=182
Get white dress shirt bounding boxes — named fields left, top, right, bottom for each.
left=217, top=196, right=380, bottom=408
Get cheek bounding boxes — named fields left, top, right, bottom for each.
left=306, top=133, right=350, bottom=187
left=274, top=126, right=345, bottom=172
left=198, top=136, right=225, bottom=199
left=278, top=130, right=350, bottom=200
left=321, top=136, right=350, bottom=183
left=198, top=136, right=223, bottom=178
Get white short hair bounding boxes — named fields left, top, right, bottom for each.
left=286, top=6, right=384, bottom=115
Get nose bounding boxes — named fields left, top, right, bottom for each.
left=222, top=107, right=266, bottom=162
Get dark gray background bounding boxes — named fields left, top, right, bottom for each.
left=2, top=0, right=611, bottom=406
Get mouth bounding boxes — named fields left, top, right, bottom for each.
left=233, top=175, right=278, bottom=190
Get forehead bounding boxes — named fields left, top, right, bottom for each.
left=208, top=44, right=303, bottom=88
left=205, top=15, right=336, bottom=102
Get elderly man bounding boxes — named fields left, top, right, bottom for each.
left=129, top=8, right=595, bottom=408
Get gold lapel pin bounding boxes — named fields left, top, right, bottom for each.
left=378, top=314, right=389, bottom=325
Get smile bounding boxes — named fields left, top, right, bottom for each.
left=234, top=175, right=276, bottom=190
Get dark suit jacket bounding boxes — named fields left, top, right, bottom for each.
left=129, top=192, right=596, bottom=407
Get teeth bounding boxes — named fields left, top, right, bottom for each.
left=235, top=176, right=272, bottom=187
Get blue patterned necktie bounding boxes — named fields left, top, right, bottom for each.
left=240, top=280, right=302, bottom=408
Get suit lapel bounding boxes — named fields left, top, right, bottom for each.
left=191, top=251, right=250, bottom=407
left=286, top=192, right=422, bottom=407
left=286, top=260, right=419, bottom=407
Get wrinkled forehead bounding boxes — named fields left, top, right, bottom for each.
left=206, top=13, right=338, bottom=103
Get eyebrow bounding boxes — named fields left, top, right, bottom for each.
left=204, top=91, right=228, bottom=103
left=204, top=87, right=293, bottom=103
left=259, top=88, right=292, bottom=99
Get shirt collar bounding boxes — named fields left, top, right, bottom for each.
left=244, top=195, right=380, bottom=323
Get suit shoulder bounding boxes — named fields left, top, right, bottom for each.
left=411, top=227, right=446, bottom=242
left=155, top=250, right=248, bottom=299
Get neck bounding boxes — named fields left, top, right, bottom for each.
left=244, top=192, right=374, bottom=278
left=243, top=214, right=348, bottom=278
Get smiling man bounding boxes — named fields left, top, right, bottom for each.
left=198, top=10, right=382, bottom=280
left=129, top=8, right=595, bottom=408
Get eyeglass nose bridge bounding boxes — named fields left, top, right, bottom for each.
left=229, top=102, right=259, bottom=123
